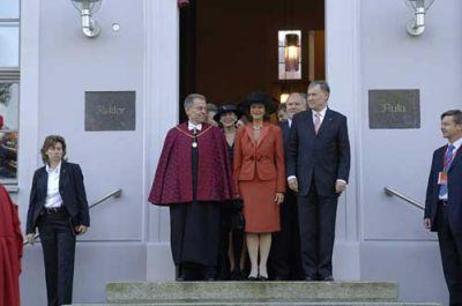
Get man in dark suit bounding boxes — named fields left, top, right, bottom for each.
left=424, top=109, right=462, bottom=306
left=270, top=93, right=306, bottom=280
left=287, top=81, right=350, bottom=281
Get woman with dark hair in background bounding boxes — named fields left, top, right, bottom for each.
left=215, top=105, right=247, bottom=280
left=234, top=92, right=286, bottom=280
left=26, top=135, right=89, bottom=306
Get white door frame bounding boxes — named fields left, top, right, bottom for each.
left=145, top=0, right=362, bottom=281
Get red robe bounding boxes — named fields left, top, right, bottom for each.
left=0, top=185, right=22, bottom=306
left=149, top=122, right=234, bottom=205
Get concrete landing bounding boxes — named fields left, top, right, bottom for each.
left=68, top=281, right=441, bottom=306
left=71, top=303, right=441, bottom=306
left=106, top=281, right=398, bottom=304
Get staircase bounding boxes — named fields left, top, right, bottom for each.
left=69, top=281, right=441, bottom=306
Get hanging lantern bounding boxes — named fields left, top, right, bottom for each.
left=278, top=30, right=302, bottom=80
left=284, top=34, right=300, bottom=72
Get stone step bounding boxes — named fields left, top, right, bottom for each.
left=105, top=281, right=400, bottom=304
left=70, top=303, right=441, bottom=306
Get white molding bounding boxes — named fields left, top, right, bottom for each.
left=325, top=0, right=361, bottom=279
left=18, top=0, right=41, bottom=209
left=145, top=0, right=180, bottom=243
left=325, top=0, right=361, bottom=242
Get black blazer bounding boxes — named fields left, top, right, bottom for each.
left=280, top=120, right=291, bottom=168
left=26, top=161, right=90, bottom=234
left=425, top=145, right=462, bottom=235
left=287, top=108, right=351, bottom=197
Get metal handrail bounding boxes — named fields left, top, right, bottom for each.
left=24, top=188, right=122, bottom=245
left=384, top=186, right=424, bottom=211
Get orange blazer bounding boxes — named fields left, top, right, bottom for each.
left=234, top=122, right=286, bottom=194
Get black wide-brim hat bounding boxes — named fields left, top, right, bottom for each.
left=213, top=104, right=242, bottom=123
left=243, top=91, right=276, bottom=114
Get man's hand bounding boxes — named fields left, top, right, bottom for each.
left=288, top=177, right=299, bottom=192
left=25, top=233, right=36, bottom=245
left=424, top=218, right=431, bottom=230
left=335, top=180, right=347, bottom=193
left=274, top=193, right=285, bottom=205
left=74, top=225, right=88, bottom=235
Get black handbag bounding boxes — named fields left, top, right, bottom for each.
left=230, top=200, right=245, bottom=230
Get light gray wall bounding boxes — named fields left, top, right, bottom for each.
left=19, top=0, right=148, bottom=305
left=325, top=0, right=362, bottom=281
left=359, top=0, right=462, bottom=305
left=145, top=0, right=180, bottom=281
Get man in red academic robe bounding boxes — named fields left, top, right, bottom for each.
left=149, top=93, right=234, bottom=280
left=0, top=184, right=23, bottom=306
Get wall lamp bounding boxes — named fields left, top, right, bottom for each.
left=71, top=0, right=103, bottom=38
left=278, top=30, right=302, bottom=80
left=403, top=0, right=435, bottom=36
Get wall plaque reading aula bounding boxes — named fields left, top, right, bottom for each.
left=85, top=91, right=135, bottom=131
left=369, top=89, right=420, bottom=129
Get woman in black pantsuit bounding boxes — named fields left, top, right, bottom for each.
left=26, top=135, right=89, bottom=306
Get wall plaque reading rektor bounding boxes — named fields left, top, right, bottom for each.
left=368, top=89, right=420, bottom=129
left=85, top=91, right=136, bottom=131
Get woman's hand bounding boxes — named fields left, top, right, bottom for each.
left=25, top=233, right=36, bottom=245
left=274, top=192, right=284, bottom=205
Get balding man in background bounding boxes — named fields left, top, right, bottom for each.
left=270, top=92, right=306, bottom=280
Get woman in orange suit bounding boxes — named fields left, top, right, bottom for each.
left=234, top=92, right=286, bottom=280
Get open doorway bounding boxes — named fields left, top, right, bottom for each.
left=179, top=0, right=325, bottom=120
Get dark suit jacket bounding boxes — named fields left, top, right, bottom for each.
left=280, top=120, right=291, bottom=168
left=26, top=161, right=90, bottom=234
left=425, top=145, right=462, bottom=235
left=287, top=108, right=350, bottom=197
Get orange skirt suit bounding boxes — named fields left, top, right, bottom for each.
left=234, top=123, right=286, bottom=233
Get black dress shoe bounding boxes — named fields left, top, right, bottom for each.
left=320, top=275, right=334, bottom=281
left=248, top=275, right=258, bottom=281
left=258, top=275, right=268, bottom=281
left=230, top=269, right=241, bottom=280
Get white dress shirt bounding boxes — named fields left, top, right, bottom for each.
left=439, top=136, right=462, bottom=200
left=188, top=121, right=202, bottom=132
left=44, top=162, right=63, bottom=208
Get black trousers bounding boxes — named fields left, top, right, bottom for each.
left=437, top=204, right=462, bottom=306
left=38, top=209, right=76, bottom=306
left=170, top=202, right=221, bottom=280
left=270, top=190, right=303, bottom=280
left=217, top=203, right=245, bottom=280
left=297, top=181, right=338, bottom=279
